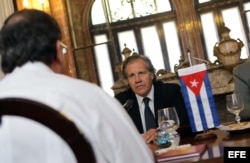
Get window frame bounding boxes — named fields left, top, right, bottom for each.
left=90, top=0, right=250, bottom=95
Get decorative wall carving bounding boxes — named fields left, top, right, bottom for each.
left=213, top=25, right=244, bottom=72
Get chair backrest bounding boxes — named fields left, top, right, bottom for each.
left=0, top=98, right=96, bottom=163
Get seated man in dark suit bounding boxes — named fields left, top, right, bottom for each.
left=115, top=54, right=190, bottom=143
left=233, top=59, right=250, bottom=121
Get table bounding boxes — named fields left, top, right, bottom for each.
left=154, top=125, right=250, bottom=163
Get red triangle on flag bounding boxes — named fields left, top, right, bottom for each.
left=180, top=70, right=206, bottom=96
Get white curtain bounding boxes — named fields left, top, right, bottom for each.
left=0, top=1, right=14, bottom=28
left=0, top=0, right=14, bottom=79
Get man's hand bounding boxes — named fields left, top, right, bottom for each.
left=142, top=128, right=158, bottom=144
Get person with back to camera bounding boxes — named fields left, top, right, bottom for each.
left=233, top=57, right=250, bottom=121
left=0, top=9, right=155, bottom=163
left=115, top=54, right=190, bottom=144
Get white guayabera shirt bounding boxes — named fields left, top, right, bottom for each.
left=0, top=62, right=154, bottom=163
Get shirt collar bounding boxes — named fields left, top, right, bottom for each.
left=135, top=85, right=154, bottom=104
left=12, top=61, right=54, bottom=73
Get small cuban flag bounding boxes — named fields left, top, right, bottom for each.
left=177, top=63, right=220, bottom=132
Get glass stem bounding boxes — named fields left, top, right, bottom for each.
left=235, top=113, right=241, bottom=124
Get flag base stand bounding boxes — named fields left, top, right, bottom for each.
left=195, top=131, right=217, bottom=141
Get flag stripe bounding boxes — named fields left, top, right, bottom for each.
left=178, top=64, right=206, bottom=76
left=203, top=74, right=220, bottom=127
left=200, top=78, right=214, bottom=129
left=196, top=94, right=208, bottom=130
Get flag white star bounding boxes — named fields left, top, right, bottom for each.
left=190, top=79, right=199, bottom=87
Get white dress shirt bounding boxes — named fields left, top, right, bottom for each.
left=0, top=62, right=154, bottom=163
left=135, top=86, right=155, bottom=133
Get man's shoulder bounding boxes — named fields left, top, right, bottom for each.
left=233, top=61, right=250, bottom=74
left=115, top=89, right=133, bottom=98
left=235, top=61, right=250, bottom=70
left=114, top=89, right=137, bottom=104
left=154, top=81, right=180, bottom=89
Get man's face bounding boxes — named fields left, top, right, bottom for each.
left=125, top=59, right=154, bottom=97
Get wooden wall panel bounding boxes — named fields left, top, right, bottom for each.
left=172, top=0, right=205, bottom=64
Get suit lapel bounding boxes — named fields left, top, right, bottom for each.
left=126, top=94, right=144, bottom=133
left=153, top=82, right=164, bottom=126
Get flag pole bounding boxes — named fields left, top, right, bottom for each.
left=187, top=50, right=193, bottom=66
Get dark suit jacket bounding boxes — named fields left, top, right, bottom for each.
left=115, top=81, right=190, bottom=134
left=233, top=61, right=250, bottom=121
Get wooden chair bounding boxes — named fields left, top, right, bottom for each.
left=0, top=98, right=96, bottom=163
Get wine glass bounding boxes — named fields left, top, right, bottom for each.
left=226, top=93, right=244, bottom=124
left=157, top=107, right=180, bottom=147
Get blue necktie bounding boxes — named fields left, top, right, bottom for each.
left=143, top=97, right=157, bottom=131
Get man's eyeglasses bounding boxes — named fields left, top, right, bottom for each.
left=60, top=42, right=68, bottom=55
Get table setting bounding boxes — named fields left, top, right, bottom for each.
left=152, top=93, right=250, bottom=162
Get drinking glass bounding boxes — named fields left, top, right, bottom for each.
left=158, top=107, right=180, bottom=132
left=157, top=107, right=180, bottom=147
left=226, top=93, right=244, bottom=124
